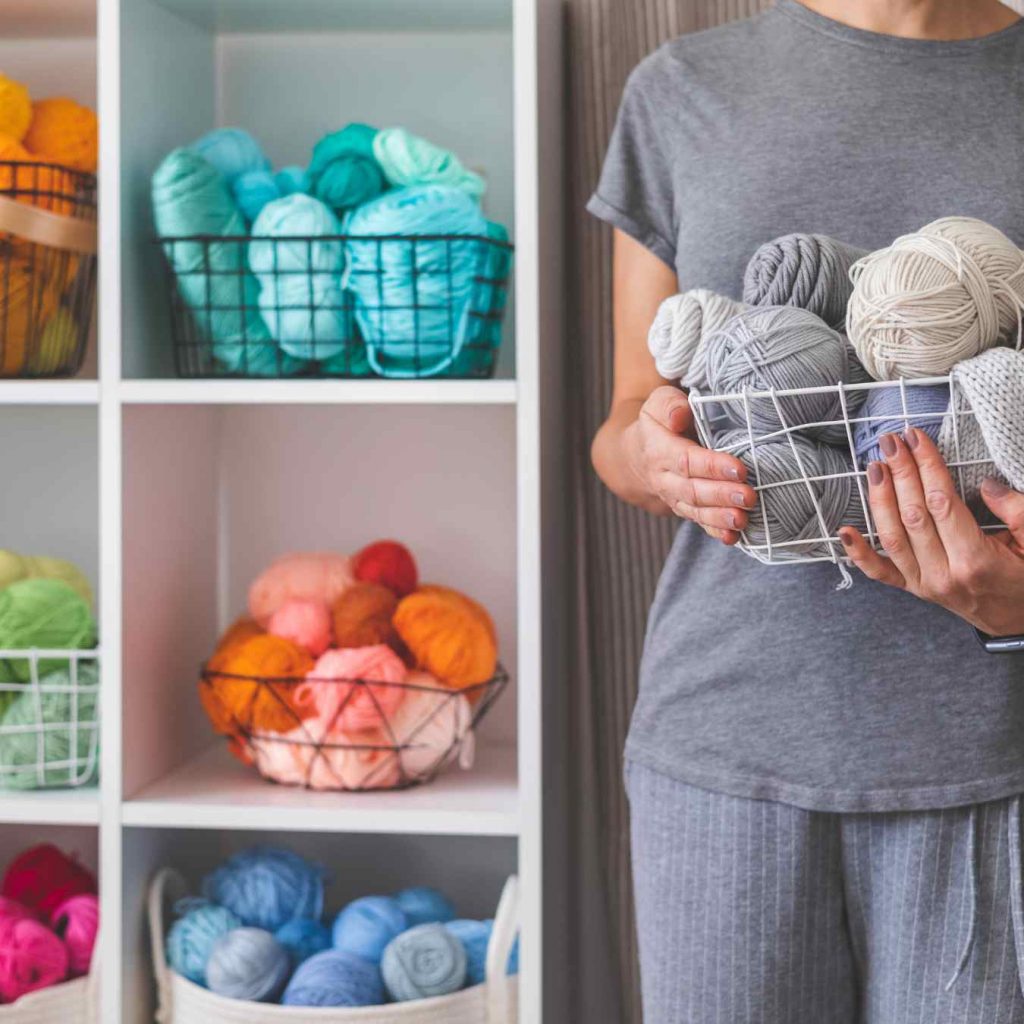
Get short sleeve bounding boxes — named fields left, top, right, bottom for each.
left=587, top=59, right=677, bottom=269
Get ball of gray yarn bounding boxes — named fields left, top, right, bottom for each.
left=743, top=233, right=868, bottom=330
left=703, top=306, right=866, bottom=444
left=205, top=927, right=292, bottom=1003
left=716, top=429, right=868, bottom=559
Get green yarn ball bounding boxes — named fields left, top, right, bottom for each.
left=0, top=662, right=99, bottom=789
left=0, top=579, right=96, bottom=683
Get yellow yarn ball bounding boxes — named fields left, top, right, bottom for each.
left=24, top=98, right=97, bottom=174
left=28, top=307, right=79, bottom=375
left=0, top=76, right=31, bottom=142
left=0, top=550, right=93, bottom=608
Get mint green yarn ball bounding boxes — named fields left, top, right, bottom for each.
left=0, top=663, right=99, bottom=789
left=0, top=579, right=96, bottom=683
left=372, top=128, right=484, bottom=201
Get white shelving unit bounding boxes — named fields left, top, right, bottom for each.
left=0, top=0, right=565, bottom=1020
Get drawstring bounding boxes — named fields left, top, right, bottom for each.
left=1008, top=797, right=1024, bottom=999
left=946, top=805, right=979, bottom=991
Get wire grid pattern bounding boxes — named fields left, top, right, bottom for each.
left=0, top=648, right=100, bottom=789
left=0, top=160, right=97, bottom=378
left=200, top=664, right=509, bottom=792
left=158, top=233, right=513, bottom=379
left=689, top=376, right=997, bottom=570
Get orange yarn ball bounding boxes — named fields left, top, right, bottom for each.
left=0, top=76, right=30, bottom=142
left=331, top=582, right=399, bottom=649
left=0, top=256, right=60, bottom=375
left=353, top=540, right=418, bottom=597
left=0, top=134, right=75, bottom=217
left=393, top=585, right=498, bottom=693
left=23, top=98, right=97, bottom=174
left=214, top=616, right=264, bottom=657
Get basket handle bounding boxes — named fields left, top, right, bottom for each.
left=483, top=874, right=519, bottom=1023
left=0, top=194, right=97, bottom=255
left=148, top=868, right=186, bottom=1023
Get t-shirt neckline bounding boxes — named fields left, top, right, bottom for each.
left=774, top=0, right=1024, bottom=55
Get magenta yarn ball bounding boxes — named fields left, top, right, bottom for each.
left=268, top=599, right=332, bottom=656
left=0, top=914, right=68, bottom=1001
left=51, top=894, right=98, bottom=976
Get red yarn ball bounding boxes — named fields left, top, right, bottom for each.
left=0, top=914, right=68, bottom=1001
left=1, top=845, right=96, bottom=918
left=353, top=541, right=418, bottom=598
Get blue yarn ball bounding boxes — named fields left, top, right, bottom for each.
left=381, top=922, right=467, bottom=1002
left=332, top=896, right=407, bottom=964
left=202, top=847, right=325, bottom=933
left=166, top=899, right=243, bottom=986
left=281, top=950, right=383, bottom=1007
left=853, top=383, right=950, bottom=467
left=190, top=127, right=270, bottom=184
left=275, top=918, right=331, bottom=967
left=275, top=166, right=309, bottom=197
left=232, top=169, right=281, bottom=223
left=206, top=927, right=292, bottom=1003
left=444, top=919, right=519, bottom=987
left=394, top=887, right=455, bottom=927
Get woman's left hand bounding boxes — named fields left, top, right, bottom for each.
left=839, top=427, right=1024, bottom=636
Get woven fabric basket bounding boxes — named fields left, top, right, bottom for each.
left=0, top=935, right=98, bottom=1023
left=149, top=869, right=519, bottom=1024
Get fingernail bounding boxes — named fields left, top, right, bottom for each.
left=879, top=434, right=898, bottom=458
left=731, top=492, right=749, bottom=508
left=839, top=529, right=854, bottom=547
left=729, top=511, right=742, bottom=529
left=904, top=427, right=919, bottom=450
left=726, top=466, right=741, bottom=482
left=867, top=462, right=884, bottom=486
left=982, top=477, right=1010, bottom=498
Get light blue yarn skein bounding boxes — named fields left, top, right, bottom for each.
left=853, top=383, right=950, bottom=467
left=232, top=169, right=281, bottom=224
left=275, top=166, right=309, bottom=197
left=394, top=887, right=455, bottom=927
left=190, top=127, right=270, bottom=184
left=202, top=847, right=325, bottom=933
left=372, top=127, right=485, bottom=201
left=206, top=927, right=292, bottom=1003
left=166, top=898, right=242, bottom=986
left=444, top=919, right=520, bottom=987
left=275, top=918, right=331, bottom=968
left=332, top=895, right=407, bottom=964
left=281, top=949, right=384, bottom=1007
left=249, top=194, right=352, bottom=361
left=381, top=922, right=467, bottom=1002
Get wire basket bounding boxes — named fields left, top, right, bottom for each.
left=0, top=161, right=97, bottom=378
left=689, top=375, right=999, bottom=574
left=157, top=232, right=513, bottom=379
left=0, top=649, right=100, bottom=790
left=199, top=663, right=509, bottom=792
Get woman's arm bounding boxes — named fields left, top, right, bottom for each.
left=839, top=428, right=1024, bottom=636
left=590, top=230, right=755, bottom=542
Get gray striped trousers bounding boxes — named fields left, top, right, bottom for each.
left=626, top=760, right=1024, bottom=1023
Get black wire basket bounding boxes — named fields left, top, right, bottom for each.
left=199, top=663, right=509, bottom=792
left=158, top=230, right=513, bottom=380
left=0, top=161, right=97, bottom=378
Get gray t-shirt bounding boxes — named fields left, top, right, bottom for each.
left=588, top=0, right=1024, bottom=812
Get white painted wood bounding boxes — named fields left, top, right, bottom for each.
left=0, top=382, right=100, bottom=404
left=0, top=788, right=99, bottom=826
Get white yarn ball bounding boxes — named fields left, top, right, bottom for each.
left=648, top=289, right=746, bottom=387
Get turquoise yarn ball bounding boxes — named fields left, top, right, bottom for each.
left=202, top=847, right=325, bottom=933
left=206, top=927, right=291, bottom=1003
left=275, top=918, right=331, bottom=967
left=444, top=919, right=519, bottom=987
left=372, top=127, right=484, bottom=201
left=281, top=949, right=383, bottom=1007
left=275, top=166, right=309, bottom=197
left=381, top=922, right=467, bottom=1002
left=190, top=127, right=269, bottom=184
left=232, top=169, right=280, bottom=224
left=308, top=123, right=385, bottom=212
left=166, top=898, right=242, bottom=986
left=332, top=896, right=406, bottom=964
left=394, top=887, right=455, bottom=927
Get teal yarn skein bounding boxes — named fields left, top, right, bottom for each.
left=332, top=895, right=407, bottom=964
left=308, top=123, right=385, bottom=212
left=275, top=918, right=331, bottom=968
left=232, top=169, right=280, bottom=224
left=206, top=927, right=291, bottom=1003
left=166, top=899, right=242, bottom=986
left=275, top=166, right=308, bottom=197
left=381, top=922, right=467, bottom=1002
left=282, top=949, right=383, bottom=1007
left=373, top=128, right=485, bottom=201
left=394, top=887, right=455, bottom=927
left=190, top=127, right=270, bottom=184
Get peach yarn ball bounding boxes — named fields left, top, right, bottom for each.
left=394, top=585, right=498, bottom=693
left=248, top=552, right=355, bottom=626
left=24, top=98, right=98, bottom=173
left=268, top=598, right=332, bottom=656
left=256, top=725, right=400, bottom=790
left=331, top=582, right=399, bottom=650
left=0, top=76, right=31, bottom=142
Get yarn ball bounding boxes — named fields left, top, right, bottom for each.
left=847, top=216, right=1024, bottom=380
left=295, top=645, right=407, bottom=736
left=0, top=133, right=33, bottom=197
left=373, top=127, right=484, bottom=200
left=275, top=165, right=308, bottom=197
left=702, top=306, right=866, bottom=445
left=267, top=599, right=332, bottom=657
left=332, top=896, right=407, bottom=964
left=308, top=123, right=385, bottom=212
left=274, top=917, right=331, bottom=967
left=1, top=844, right=95, bottom=917
left=51, top=893, right=98, bottom=976
left=189, top=127, right=269, bottom=184
left=166, top=899, right=243, bottom=985
left=0, top=663, right=100, bottom=788
left=0, top=255, right=61, bottom=375
left=445, top=919, right=518, bottom=986
left=0, top=913, right=68, bottom=1001
left=0, top=898, right=35, bottom=923
left=206, top=927, right=291, bottom=1003
left=248, top=552, right=355, bottom=626
left=23, top=98, right=97, bottom=172
left=213, top=617, right=264, bottom=657
left=853, top=383, right=950, bottom=467
left=231, top=168, right=280, bottom=223
left=281, top=949, right=383, bottom=1007
left=0, top=76, right=31, bottom=141
left=353, top=540, right=418, bottom=597
left=0, top=551, right=92, bottom=606
left=29, top=307, right=81, bottom=375
left=394, top=887, right=455, bottom=927
left=384, top=676, right=474, bottom=781
left=393, top=585, right=497, bottom=692
left=330, top=583, right=400, bottom=651
left=381, top=922, right=467, bottom=1002
left=0, top=579, right=96, bottom=683
left=202, top=847, right=325, bottom=933
left=249, top=194, right=351, bottom=361
left=743, top=233, right=867, bottom=330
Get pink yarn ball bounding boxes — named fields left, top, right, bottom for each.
left=0, top=899, right=35, bottom=923
left=254, top=726, right=400, bottom=790
left=0, top=915, right=68, bottom=1001
left=51, top=894, right=97, bottom=977
left=267, top=599, right=332, bottom=656
left=248, top=553, right=355, bottom=626
left=295, top=645, right=407, bottom=734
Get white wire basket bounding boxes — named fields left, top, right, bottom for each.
left=688, top=375, right=998, bottom=576
left=0, top=649, right=100, bottom=790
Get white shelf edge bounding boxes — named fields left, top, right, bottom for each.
left=0, top=787, right=100, bottom=826
left=0, top=381, right=100, bottom=405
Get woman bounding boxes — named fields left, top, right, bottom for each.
left=589, top=1, right=1024, bottom=1020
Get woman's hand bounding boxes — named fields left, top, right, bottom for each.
left=839, top=427, right=1024, bottom=636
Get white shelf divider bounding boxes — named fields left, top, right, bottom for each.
left=0, top=787, right=100, bottom=826
left=0, top=381, right=100, bottom=405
